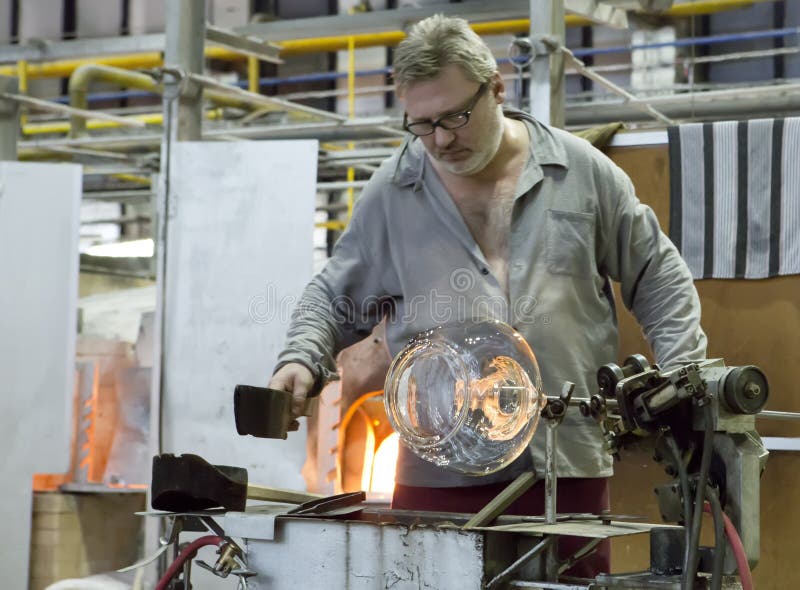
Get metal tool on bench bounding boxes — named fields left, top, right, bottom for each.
left=150, top=453, right=323, bottom=512
left=234, top=379, right=322, bottom=439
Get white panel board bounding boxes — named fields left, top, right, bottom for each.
left=210, top=0, right=249, bottom=28
left=0, top=162, right=81, bottom=586
left=128, top=0, right=165, bottom=34
left=162, top=141, right=318, bottom=491
left=77, top=0, right=122, bottom=37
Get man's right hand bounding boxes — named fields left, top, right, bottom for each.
left=268, top=363, right=316, bottom=428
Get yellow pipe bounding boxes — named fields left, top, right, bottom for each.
left=67, top=63, right=273, bottom=136
left=112, top=173, right=152, bottom=185
left=346, top=37, right=356, bottom=222
left=69, top=64, right=161, bottom=137
left=0, top=1, right=778, bottom=83
left=17, top=60, right=28, bottom=126
left=248, top=55, right=259, bottom=93
left=666, top=0, right=774, bottom=17
left=22, top=109, right=222, bottom=136
left=26, top=112, right=163, bottom=136
left=0, top=45, right=236, bottom=79
left=277, top=21, right=538, bottom=55
left=347, top=37, right=356, bottom=119
left=0, top=53, right=164, bottom=79
left=316, top=220, right=347, bottom=231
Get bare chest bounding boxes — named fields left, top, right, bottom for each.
left=446, top=177, right=519, bottom=293
left=451, top=182, right=516, bottom=254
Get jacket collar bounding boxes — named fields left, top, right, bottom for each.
left=390, top=108, right=569, bottom=188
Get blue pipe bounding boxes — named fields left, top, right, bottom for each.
left=571, top=26, right=800, bottom=58
left=47, top=27, right=799, bottom=105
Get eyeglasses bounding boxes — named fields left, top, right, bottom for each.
left=402, top=83, right=488, bottom=137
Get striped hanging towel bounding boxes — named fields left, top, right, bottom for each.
left=668, top=118, right=800, bottom=279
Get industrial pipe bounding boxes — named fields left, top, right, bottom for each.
left=58, top=23, right=800, bottom=113
left=67, top=63, right=335, bottom=137
left=0, top=0, right=782, bottom=80
left=66, top=64, right=227, bottom=137
left=154, top=535, right=224, bottom=590
left=69, top=65, right=161, bottom=137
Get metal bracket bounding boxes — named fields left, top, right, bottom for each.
left=564, top=0, right=629, bottom=29
left=142, top=67, right=188, bottom=101
left=507, top=35, right=563, bottom=74
left=542, top=381, right=575, bottom=425
left=206, top=24, right=283, bottom=64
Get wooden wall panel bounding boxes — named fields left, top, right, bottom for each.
left=604, top=145, right=800, bottom=588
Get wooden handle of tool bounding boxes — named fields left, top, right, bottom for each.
left=301, top=395, right=319, bottom=417
left=246, top=484, right=324, bottom=504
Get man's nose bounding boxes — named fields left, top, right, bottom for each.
left=433, top=125, right=455, bottom=148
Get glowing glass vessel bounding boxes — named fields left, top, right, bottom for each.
left=384, top=320, right=544, bottom=475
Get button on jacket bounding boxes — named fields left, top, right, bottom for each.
left=276, top=109, right=707, bottom=487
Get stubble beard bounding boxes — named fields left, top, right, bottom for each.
left=436, top=111, right=505, bottom=177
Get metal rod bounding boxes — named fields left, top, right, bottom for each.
left=188, top=73, right=347, bottom=122
left=320, top=163, right=378, bottom=175
left=205, top=24, right=282, bottom=64
left=84, top=165, right=153, bottom=175
left=164, top=0, right=205, bottom=141
left=545, top=421, right=557, bottom=526
left=83, top=190, right=153, bottom=201
left=759, top=410, right=800, bottom=421
left=39, top=145, right=134, bottom=160
left=315, top=202, right=349, bottom=213
left=555, top=46, right=675, bottom=126
left=81, top=215, right=151, bottom=226
left=529, top=0, right=565, bottom=127
left=485, top=538, right=551, bottom=590
left=317, top=180, right=368, bottom=191
left=1, top=92, right=146, bottom=128
left=557, top=537, right=602, bottom=574
left=544, top=420, right=559, bottom=582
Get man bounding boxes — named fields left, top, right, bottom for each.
left=270, top=15, right=706, bottom=576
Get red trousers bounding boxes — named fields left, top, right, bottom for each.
left=392, top=477, right=611, bottom=580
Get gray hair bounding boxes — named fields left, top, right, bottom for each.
left=393, top=14, right=497, bottom=92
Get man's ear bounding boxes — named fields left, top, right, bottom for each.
left=491, top=71, right=506, bottom=105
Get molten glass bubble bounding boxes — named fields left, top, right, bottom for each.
left=384, top=320, right=545, bottom=475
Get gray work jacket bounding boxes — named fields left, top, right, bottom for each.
left=276, top=109, right=707, bottom=486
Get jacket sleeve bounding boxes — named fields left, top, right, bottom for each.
left=599, top=160, right=708, bottom=367
left=273, top=185, right=390, bottom=384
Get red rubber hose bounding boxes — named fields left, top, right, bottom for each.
left=155, top=535, right=224, bottom=590
left=703, top=503, right=754, bottom=590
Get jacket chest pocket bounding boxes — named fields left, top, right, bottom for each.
left=545, top=209, right=596, bottom=279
